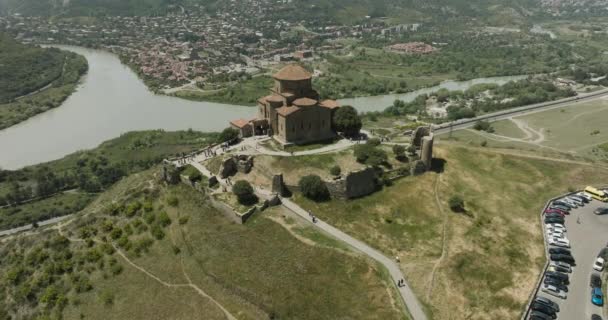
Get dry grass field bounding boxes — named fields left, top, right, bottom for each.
left=294, top=143, right=608, bottom=319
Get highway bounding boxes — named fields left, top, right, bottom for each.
left=432, top=88, right=608, bottom=135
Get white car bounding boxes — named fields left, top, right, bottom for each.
left=546, top=224, right=566, bottom=232
left=577, top=192, right=593, bottom=202
left=541, top=284, right=567, bottom=299
left=549, top=237, right=570, bottom=248
left=547, top=232, right=566, bottom=239
left=566, top=196, right=584, bottom=206
left=560, top=198, right=578, bottom=208
left=549, top=261, right=572, bottom=273
left=546, top=224, right=566, bottom=231
left=594, top=257, right=605, bottom=271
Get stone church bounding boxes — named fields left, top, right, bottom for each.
left=230, top=64, right=340, bottom=145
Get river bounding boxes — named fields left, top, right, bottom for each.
left=0, top=46, right=526, bottom=170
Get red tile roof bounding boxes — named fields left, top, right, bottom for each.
left=273, top=64, right=312, bottom=81
left=230, top=118, right=249, bottom=128
left=320, top=99, right=340, bottom=109
left=276, top=106, right=301, bottom=116
left=293, top=97, right=318, bottom=107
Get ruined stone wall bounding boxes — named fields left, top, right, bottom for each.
left=325, top=167, right=380, bottom=199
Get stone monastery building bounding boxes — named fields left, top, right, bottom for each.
left=230, top=64, right=340, bottom=145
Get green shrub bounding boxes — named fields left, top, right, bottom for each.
left=218, top=127, right=239, bottom=143
left=232, top=180, right=257, bottom=205
left=299, top=175, right=330, bottom=202
left=448, top=195, right=465, bottom=212
left=354, top=144, right=387, bottom=167
left=178, top=216, right=189, bottom=225
left=151, top=224, right=165, bottom=240
left=367, top=138, right=381, bottom=146
left=167, top=196, right=179, bottom=207
left=157, top=211, right=172, bottom=227
left=330, top=165, right=341, bottom=176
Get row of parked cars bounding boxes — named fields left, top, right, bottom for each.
left=529, top=192, right=595, bottom=320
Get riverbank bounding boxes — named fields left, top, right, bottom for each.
left=0, top=47, right=88, bottom=130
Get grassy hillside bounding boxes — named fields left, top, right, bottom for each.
left=0, top=33, right=88, bottom=129
left=0, top=130, right=217, bottom=230
left=0, top=168, right=406, bottom=319
left=294, top=143, right=608, bottom=319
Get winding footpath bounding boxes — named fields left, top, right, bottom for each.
left=280, top=197, right=428, bottom=320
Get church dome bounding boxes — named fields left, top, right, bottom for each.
left=273, top=64, right=312, bottom=81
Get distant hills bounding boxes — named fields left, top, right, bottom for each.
left=0, top=0, right=604, bottom=23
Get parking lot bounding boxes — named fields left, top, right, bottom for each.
left=535, top=196, right=608, bottom=319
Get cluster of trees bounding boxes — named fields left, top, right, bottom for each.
left=232, top=180, right=258, bottom=205
left=299, top=175, right=330, bottom=202
left=354, top=140, right=388, bottom=167
left=383, top=78, right=575, bottom=121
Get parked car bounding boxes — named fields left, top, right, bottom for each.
left=599, top=248, right=608, bottom=259
left=553, top=200, right=575, bottom=209
left=548, top=246, right=569, bottom=255
left=546, top=229, right=566, bottom=237
left=591, top=273, right=602, bottom=288
left=541, top=284, right=567, bottom=299
left=551, top=253, right=575, bottom=265
left=594, top=257, right=605, bottom=271
left=548, top=265, right=570, bottom=274
left=594, top=207, right=608, bottom=215
left=545, top=212, right=565, bottom=218
left=570, top=194, right=589, bottom=203
left=548, top=238, right=570, bottom=249
left=543, top=278, right=568, bottom=292
left=565, top=196, right=584, bottom=207
left=545, top=217, right=565, bottom=224
left=545, top=209, right=566, bottom=216
left=549, top=204, right=571, bottom=212
left=534, top=296, right=560, bottom=312
left=546, top=223, right=566, bottom=231
left=591, top=314, right=602, bottom=320
left=530, top=303, right=557, bottom=318
left=546, top=271, right=569, bottom=283
left=577, top=192, right=593, bottom=202
left=529, top=311, right=554, bottom=320
left=550, top=260, right=572, bottom=269
left=592, top=287, right=604, bottom=306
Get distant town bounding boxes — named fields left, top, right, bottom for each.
left=0, top=3, right=426, bottom=93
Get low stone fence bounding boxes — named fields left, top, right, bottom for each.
left=207, top=196, right=257, bottom=224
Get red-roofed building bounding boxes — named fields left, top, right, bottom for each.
left=230, top=64, right=340, bottom=145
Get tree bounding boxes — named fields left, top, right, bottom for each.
left=232, top=180, right=257, bottom=205
left=218, top=127, right=239, bottom=143
left=333, top=105, right=362, bottom=137
left=354, top=144, right=388, bottom=167
left=330, top=165, right=341, bottom=176
left=392, top=145, right=406, bottom=160
left=299, top=175, right=330, bottom=201
left=448, top=195, right=465, bottom=212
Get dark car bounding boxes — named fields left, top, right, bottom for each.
left=595, top=207, right=608, bottom=215
left=550, top=204, right=571, bottom=212
left=549, top=247, right=571, bottom=255
left=551, top=254, right=575, bottom=265
left=529, top=310, right=554, bottom=320
left=534, top=296, right=559, bottom=312
left=591, top=273, right=602, bottom=288
left=546, top=271, right=569, bottom=283
left=592, top=314, right=602, bottom=320
left=545, top=217, right=565, bottom=224
left=553, top=201, right=574, bottom=209
left=531, top=302, right=557, bottom=317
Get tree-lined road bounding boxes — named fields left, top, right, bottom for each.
left=433, top=88, right=608, bottom=135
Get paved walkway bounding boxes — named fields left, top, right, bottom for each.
left=280, top=197, right=428, bottom=320
left=0, top=214, right=74, bottom=237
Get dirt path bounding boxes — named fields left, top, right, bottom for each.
left=425, top=174, right=449, bottom=300
left=509, top=118, right=545, bottom=143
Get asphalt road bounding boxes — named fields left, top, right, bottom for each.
left=433, top=88, right=608, bottom=135
left=281, top=197, right=428, bottom=320
left=535, top=198, right=608, bottom=320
